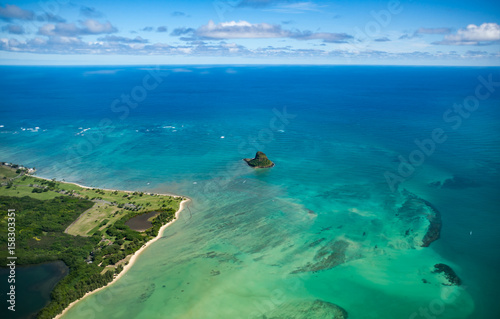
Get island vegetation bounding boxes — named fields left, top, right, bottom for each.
left=0, top=162, right=184, bottom=319
left=243, top=151, right=275, bottom=168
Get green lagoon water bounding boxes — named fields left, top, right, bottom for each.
left=1, top=66, right=499, bottom=318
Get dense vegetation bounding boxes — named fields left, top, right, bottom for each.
left=0, top=164, right=182, bottom=319
left=0, top=196, right=94, bottom=264
left=0, top=196, right=109, bottom=318
left=244, top=151, right=275, bottom=168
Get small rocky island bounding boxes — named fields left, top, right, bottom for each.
left=244, top=151, right=275, bottom=168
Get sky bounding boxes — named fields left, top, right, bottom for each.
left=0, top=0, right=499, bottom=65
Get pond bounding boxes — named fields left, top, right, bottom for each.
left=0, top=260, right=69, bottom=319
left=125, top=211, right=159, bottom=231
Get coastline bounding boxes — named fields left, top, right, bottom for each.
left=54, top=197, right=189, bottom=319
left=33, top=174, right=182, bottom=198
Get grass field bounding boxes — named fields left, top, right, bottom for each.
left=0, top=170, right=184, bottom=237
left=0, top=165, right=19, bottom=179
left=13, top=175, right=181, bottom=207
left=66, top=203, right=122, bottom=236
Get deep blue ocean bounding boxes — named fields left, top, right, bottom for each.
left=1, top=66, right=499, bottom=318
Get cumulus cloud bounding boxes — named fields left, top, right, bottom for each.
left=142, top=26, right=167, bottom=33
left=290, top=30, right=352, bottom=43
left=1, top=34, right=499, bottom=63
left=192, top=20, right=352, bottom=43
left=399, top=27, right=451, bottom=40
left=0, top=4, right=66, bottom=24
left=197, top=20, right=284, bottom=38
left=0, top=4, right=34, bottom=21
left=38, top=19, right=117, bottom=37
left=415, top=27, right=451, bottom=35
left=36, top=13, right=66, bottom=23
left=2, top=24, right=25, bottom=35
left=170, top=27, right=196, bottom=36
left=0, top=3, right=66, bottom=24
left=82, top=19, right=117, bottom=34
left=38, top=23, right=78, bottom=37
left=398, top=33, right=413, bottom=40
left=435, top=23, right=500, bottom=45
left=98, top=35, right=149, bottom=43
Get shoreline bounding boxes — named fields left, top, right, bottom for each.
left=54, top=197, right=189, bottom=319
left=32, top=173, right=183, bottom=198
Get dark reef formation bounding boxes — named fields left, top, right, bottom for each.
left=243, top=151, right=275, bottom=168
left=429, top=175, right=479, bottom=189
left=396, top=192, right=442, bottom=248
left=432, top=263, right=462, bottom=286
left=420, top=199, right=442, bottom=247
left=291, top=239, right=350, bottom=274
left=138, top=283, right=156, bottom=303
left=264, top=299, right=348, bottom=319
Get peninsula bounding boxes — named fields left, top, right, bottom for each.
left=244, top=151, right=275, bottom=168
left=0, top=162, right=188, bottom=319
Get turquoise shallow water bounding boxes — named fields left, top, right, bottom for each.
left=0, top=66, right=499, bottom=318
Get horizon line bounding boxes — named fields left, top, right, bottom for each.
left=1, top=63, right=499, bottom=67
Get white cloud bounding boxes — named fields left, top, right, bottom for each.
left=98, top=35, right=148, bottom=43
left=0, top=4, right=34, bottom=21
left=399, top=27, right=451, bottom=40
left=38, top=23, right=77, bottom=36
left=38, top=19, right=117, bottom=37
left=2, top=34, right=496, bottom=64
left=290, top=30, right=352, bottom=43
left=2, top=24, right=25, bottom=35
left=36, top=12, right=66, bottom=23
left=415, top=27, right=451, bottom=35
left=193, top=20, right=351, bottom=43
left=436, top=23, right=500, bottom=45
left=197, top=20, right=285, bottom=39
left=81, top=19, right=117, bottom=34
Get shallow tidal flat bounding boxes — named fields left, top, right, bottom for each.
left=61, top=178, right=473, bottom=319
